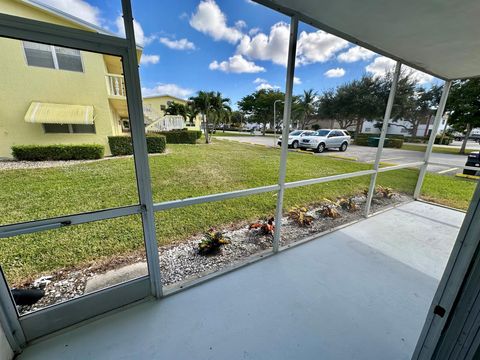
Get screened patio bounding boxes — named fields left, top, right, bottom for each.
left=1, top=0, right=480, bottom=359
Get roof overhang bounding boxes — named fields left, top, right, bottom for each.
left=255, top=0, right=480, bottom=80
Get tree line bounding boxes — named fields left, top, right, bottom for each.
left=163, top=74, right=480, bottom=152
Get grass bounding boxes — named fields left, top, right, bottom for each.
left=402, top=143, right=476, bottom=155
left=0, top=140, right=476, bottom=284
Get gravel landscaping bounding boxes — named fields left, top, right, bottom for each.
left=16, top=191, right=408, bottom=315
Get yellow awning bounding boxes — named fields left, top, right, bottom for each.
left=24, top=102, right=94, bottom=125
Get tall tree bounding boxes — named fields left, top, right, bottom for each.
left=190, top=91, right=213, bottom=144
left=296, top=89, right=318, bottom=129
left=237, top=89, right=285, bottom=135
left=185, top=102, right=199, bottom=125
left=210, top=91, right=232, bottom=131
left=190, top=91, right=231, bottom=143
left=446, top=79, right=480, bottom=154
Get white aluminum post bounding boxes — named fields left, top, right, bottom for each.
left=121, top=0, right=163, bottom=297
left=273, top=16, right=298, bottom=253
left=364, top=61, right=402, bottom=216
left=414, top=80, right=452, bottom=199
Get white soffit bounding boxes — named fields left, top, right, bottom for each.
left=255, top=0, right=480, bottom=80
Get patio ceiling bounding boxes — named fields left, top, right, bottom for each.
left=255, top=0, right=480, bottom=80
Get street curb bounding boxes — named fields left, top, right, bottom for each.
left=455, top=173, right=480, bottom=180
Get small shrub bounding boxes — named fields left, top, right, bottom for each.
left=108, top=136, right=133, bottom=156
left=339, top=198, right=360, bottom=212
left=376, top=186, right=395, bottom=199
left=198, top=229, right=230, bottom=255
left=108, top=135, right=166, bottom=156
left=248, top=217, right=275, bottom=236
left=318, top=200, right=341, bottom=219
left=152, top=130, right=200, bottom=144
left=354, top=134, right=403, bottom=148
left=11, top=144, right=104, bottom=161
left=288, top=207, right=314, bottom=226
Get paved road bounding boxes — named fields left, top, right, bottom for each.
left=218, top=136, right=472, bottom=174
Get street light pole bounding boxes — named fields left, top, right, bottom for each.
left=273, top=100, right=283, bottom=147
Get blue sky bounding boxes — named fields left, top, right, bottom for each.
left=39, top=0, right=439, bottom=107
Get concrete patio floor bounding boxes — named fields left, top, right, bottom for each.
left=18, top=201, right=464, bottom=360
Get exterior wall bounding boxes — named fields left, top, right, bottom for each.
left=0, top=37, right=118, bottom=157
left=0, top=1, right=124, bottom=158
left=361, top=117, right=448, bottom=137
left=0, top=323, right=13, bottom=360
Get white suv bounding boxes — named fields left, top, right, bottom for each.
left=277, top=130, right=316, bottom=149
left=300, top=129, right=351, bottom=153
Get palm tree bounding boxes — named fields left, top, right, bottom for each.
left=190, top=91, right=231, bottom=143
left=298, top=89, right=318, bottom=129
left=185, top=102, right=199, bottom=126
left=210, top=91, right=232, bottom=132
left=164, top=102, right=187, bottom=120
left=190, top=91, right=213, bottom=143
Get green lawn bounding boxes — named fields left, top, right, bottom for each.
left=402, top=143, right=476, bottom=155
left=0, top=140, right=476, bottom=284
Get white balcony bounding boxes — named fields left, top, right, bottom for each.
left=106, top=73, right=126, bottom=98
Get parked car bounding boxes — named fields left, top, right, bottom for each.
left=277, top=130, right=316, bottom=149
left=300, top=129, right=351, bottom=153
left=464, top=152, right=480, bottom=175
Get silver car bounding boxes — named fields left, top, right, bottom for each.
left=277, top=130, right=316, bottom=149
left=299, top=129, right=351, bottom=153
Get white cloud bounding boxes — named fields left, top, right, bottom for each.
left=38, top=0, right=102, bottom=26
left=365, top=56, right=434, bottom=84
left=249, top=27, right=261, bottom=36
left=237, top=22, right=348, bottom=67
left=337, top=46, right=376, bottom=62
left=159, top=37, right=196, bottom=50
left=296, top=30, right=349, bottom=65
left=190, top=0, right=243, bottom=44
left=256, top=82, right=280, bottom=91
left=140, top=54, right=160, bottom=65
left=324, top=68, right=346, bottom=78
left=209, top=55, right=265, bottom=73
left=294, top=76, right=302, bottom=84
left=235, top=20, right=247, bottom=29
left=253, top=77, right=267, bottom=84
left=236, top=22, right=290, bottom=66
left=142, top=83, right=194, bottom=99
left=115, top=16, right=155, bottom=46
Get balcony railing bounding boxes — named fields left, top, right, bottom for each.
left=106, top=73, right=126, bottom=97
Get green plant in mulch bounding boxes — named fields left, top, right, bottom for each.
left=318, top=200, right=341, bottom=219
left=248, top=217, right=275, bottom=236
left=376, top=186, right=395, bottom=199
left=339, top=198, right=360, bottom=212
left=288, top=207, right=314, bottom=226
left=198, top=229, right=231, bottom=255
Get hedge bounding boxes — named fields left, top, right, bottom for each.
left=11, top=144, right=105, bottom=161
left=108, top=135, right=166, bottom=156
left=353, top=134, right=404, bottom=148
left=150, top=130, right=201, bottom=144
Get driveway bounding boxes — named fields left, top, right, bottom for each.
left=218, top=136, right=470, bottom=174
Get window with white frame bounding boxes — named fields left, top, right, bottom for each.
left=43, top=124, right=95, bottom=134
left=23, top=41, right=83, bottom=72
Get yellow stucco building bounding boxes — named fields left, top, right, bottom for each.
left=143, top=95, right=201, bottom=130
left=0, top=0, right=193, bottom=158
